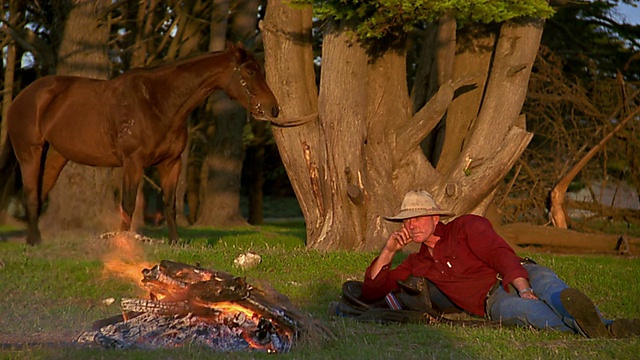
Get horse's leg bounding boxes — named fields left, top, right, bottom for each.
left=156, top=158, right=182, bottom=245
left=40, top=148, right=69, bottom=203
left=120, top=161, right=143, bottom=234
left=16, top=145, right=46, bottom=245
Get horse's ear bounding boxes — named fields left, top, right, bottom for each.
left=231, top=42, right=249, bottom=65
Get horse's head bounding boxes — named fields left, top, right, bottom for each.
left=226, top=43, right=280, bottom=121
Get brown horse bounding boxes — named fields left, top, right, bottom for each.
left=0, top=43, right=279, bottom=245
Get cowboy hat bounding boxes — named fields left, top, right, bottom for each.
left=384, top=190, right=455, bottom=222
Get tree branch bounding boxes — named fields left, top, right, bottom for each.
left=549, top=88, right=640, bottom=228
left=396, top=80, right=454, bottom=159
left=0, top=21, right=56, bottom=72
left=439, top=125, right=533, bottom=214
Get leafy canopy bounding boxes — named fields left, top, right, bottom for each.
left=290, top=0, right=554, bottom=40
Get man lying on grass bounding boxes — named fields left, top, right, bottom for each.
left=359, top=190, right=639, bottom=338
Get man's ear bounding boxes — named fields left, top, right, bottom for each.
left=433, top=215, right=440, bottom=224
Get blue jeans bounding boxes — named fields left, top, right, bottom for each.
left=486, top=264, right=611, bottom=334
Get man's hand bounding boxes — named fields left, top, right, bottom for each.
left=519, top=290, right=538, bottom=300
left=369, top=227, right=413, bottom=280
left=384, top=227, right=413, bottom=253
left=513, top=277, right=539, bottom=300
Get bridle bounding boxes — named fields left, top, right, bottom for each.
left=229, top=61, right=265, bottom=118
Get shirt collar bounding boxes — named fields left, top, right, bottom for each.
left=417, top=221, right=445, bottom=257
left=433, top=221, right=445, bottom=237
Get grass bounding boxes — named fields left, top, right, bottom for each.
left=0, top=221, right=639, bottom=359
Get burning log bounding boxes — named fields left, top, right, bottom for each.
left=76, top=260, right=332, bottom=352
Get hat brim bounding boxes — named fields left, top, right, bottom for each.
left=384, top=209, right=456, bottom=222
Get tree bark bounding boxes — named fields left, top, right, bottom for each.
left=39, top=0, right=118, bottom=237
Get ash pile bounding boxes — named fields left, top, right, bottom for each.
left=76, top=260, right=331, bottom=352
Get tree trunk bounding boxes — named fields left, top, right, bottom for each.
left=246, top=120, right=267, bottom=224
left=433, top=24, right=495, bottom=174
left=0, top=0, right=21, bottom=226
left=195, top=0, right=259, bottom=227
left=196, top=97, right=248, bottom=227
left=39, top=0, right=118, bottom=237
left=1, top=0, right=21, bottom=148
left=263, top=1, right=539, bottom=250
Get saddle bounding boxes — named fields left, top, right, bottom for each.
left=330, top=276, right=502, bottom=327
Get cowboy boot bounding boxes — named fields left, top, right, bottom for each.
left=608, top=318, right=640, bottom=338
left=560, top=288, right=611, bottom=338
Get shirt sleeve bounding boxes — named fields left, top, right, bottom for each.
left=462, top=215, right=528, bottom=291
left=360, top=255, right=413, bottom=302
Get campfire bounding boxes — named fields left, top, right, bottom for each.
left=76, top=259, right=331, bottom=352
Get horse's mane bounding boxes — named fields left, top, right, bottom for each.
left=135, top=44, right=252, bottom=74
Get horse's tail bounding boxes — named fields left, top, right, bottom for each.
left=0, top=136, right=22, bottom=210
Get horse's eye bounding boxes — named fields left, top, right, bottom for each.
left=246, top=69, right=255, bottom=76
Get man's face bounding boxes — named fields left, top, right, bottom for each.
left=402, top=215, right=440, bottom=243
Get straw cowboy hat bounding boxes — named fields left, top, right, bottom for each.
left=384, top=190, right=455, bottom=222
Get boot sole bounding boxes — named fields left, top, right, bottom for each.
left=560, top=288, right=610, bottom=338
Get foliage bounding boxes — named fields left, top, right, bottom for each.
left=1, top=224, right=639, bottom=359
left=542, top=0, right=640, bottom=81
left=290, top=0, right=554, bottom=40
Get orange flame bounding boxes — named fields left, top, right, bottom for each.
left=192, top=300, right=259, bottom=318
left=191, top=300, right=287, bottom=352
left=99, top=237, right=292, bottom=352
left=102, top=232, right=152, bottom=287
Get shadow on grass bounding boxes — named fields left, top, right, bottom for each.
left=301, top=277, right=471, bottom=359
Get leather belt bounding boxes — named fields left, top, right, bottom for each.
left=487, top=278, right=502, bottom=299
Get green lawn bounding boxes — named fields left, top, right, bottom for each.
left=0, top=222, right=639, bottom=359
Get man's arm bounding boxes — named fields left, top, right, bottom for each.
left=369, top=227, right=413, bottom=279
left=361, top=227, right=415, bottom=301
left=461, top=215, right=537, bottom=299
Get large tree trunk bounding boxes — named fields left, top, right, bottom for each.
left=263, top=1, right=539, bottom=250
left=196, top=0, right=259, bottom=227
left=195, top=97, right=247, bottom=226
left=0, top=0, right=21, bottom=226
left=39, top=0, right=118, bottom=237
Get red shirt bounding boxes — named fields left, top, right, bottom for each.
left=361, top=214, right=528, bottom=316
